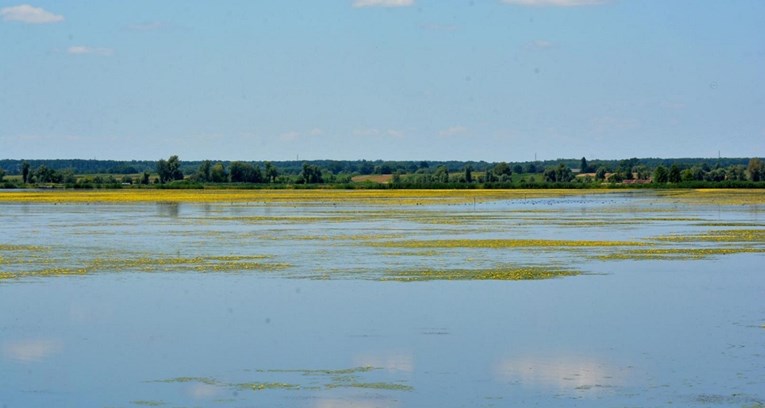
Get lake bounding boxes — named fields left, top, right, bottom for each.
left=1, top=189, right=763, bottom=407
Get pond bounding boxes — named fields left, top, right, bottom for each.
left=1, top=190, right=763, bottom=407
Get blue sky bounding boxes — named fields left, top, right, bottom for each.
left=1, top=0, right=763, bottom=161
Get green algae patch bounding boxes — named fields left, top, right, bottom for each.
left=236, top=382, right=301, bottom=392
left=655, top=229, right=765, bottom=243
left=0, top=254, right=290, bottom=282
left=258, top=366, right=376, bottom=376
left=372, top=238, right=646, bottom=249
left=326, top=382, right=413, bottom=391
left=152, top=377, right=219, bottom=385
left=149, top=366, right=412, bottom=395
left=383, top=265, right=580, bottom=282
left=131, top=401, right=165, bottom=407
left=591, top=247, right=765, bottom=261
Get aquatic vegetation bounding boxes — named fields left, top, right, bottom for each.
left=0, top=188, right=622, bottom=205
left=151, top=377, right=219, bottom=385
left=383, top=265, right=580, bottom=282
left=326, top=382, right=413, bottom=391
left=592, top=247, right=765, bottom=261
left=131, top=401, right=165, bottom=407
left=236, top=382, right=301, bottom=391
left=151, top=366, right=412, bottom=394
left=372, top=238, right=647, bottom=249
left=655, top=229, right=765, bottom=243
left=0, top=254, right=290, bottom=281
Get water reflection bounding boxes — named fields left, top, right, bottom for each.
left=353, top=351, right=414, bottom=373
left=2, top=339, right=62, bottom=363
left=494, top=355, right=626, bottom=393
left=156, top=202, right=180, bottom=217
left=314, top=398, right=399, bottom=408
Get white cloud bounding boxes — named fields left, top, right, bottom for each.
left=439, top=126, right=469, bottom=138
left=67, top=46, right=114, bottom=56
left=501, top=0, right=607, bottom=6
left=1, top=4, right=63, bottom=24
left=353, top=0, right=414, bottom=8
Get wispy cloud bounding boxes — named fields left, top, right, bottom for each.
left=438, top=126, right=469, bottom=138
left=420, top=23, right=458, bottom=32
left=501, top=0, right=607, bottom=6
left=353, top=128, right=405, bottom=138
left=1, top=4, right=63, bottom=24
left=527, top=39, right=555, bottom=49
left=353, top=0, right=414, bottom=8
left=126, top=21, right=167, bottom=31
left=67, top=45, right=114, bottom=56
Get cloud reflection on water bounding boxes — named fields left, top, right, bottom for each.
left=2, top=339, right=62, bottom=363
left=353, top=351, right=414, bottom=373
left=494, top=355, right=626, bottom=393
left=314, top=398, right=399, bottom=408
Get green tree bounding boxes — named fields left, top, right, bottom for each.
left=211, top=163, right=227, bottom=182
left=157, top=155, right=183, bottom=183
left=464, top=165, right=473, bottom=183
left=156, top=159, right=169, bottom=183
left=0, top=168, right=5, bottom=182
left=668, top=164, right=681, bottom=183
left=433, top=165, right=449, bottom=183
left=653, top=166, right=668, bottom=183
left=141, top=171, right=151, bottom=185
left=512, top=164, right=523, bottom=174
left=595, top=166, right=607, bottom=181
left=493, top=162, right=511, bottom=177
left=580, top=157, right=590, bottom=173
left=747, top=158, right=764, bottom=181
left=198, top=160, right=212, bottom=182
left=230, top=161, right=262, bottom=183
left=301, top=163, right=323, bottom=184
left=264, top=161, right=279, bottom=183
left=21, top=161, right=30, bottom=184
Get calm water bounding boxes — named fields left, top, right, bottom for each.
left=1, top=192, right=763, bottom=407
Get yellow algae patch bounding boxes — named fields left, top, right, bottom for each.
left=236, top=382, right=300, bottom=391
left=655, top=189, right=765, bottom=206
left=372, top=239, right=646, bottom=249
left=592, top=247, right=765, bottom=261
left=0, top=189, right=621, bottom=205
left=383, top=266, right=580, bottom=282
left=0, top=244, right=47, bottom=251
left=655, top=229, right=765, bottom=243
left=0, top=255, right=289, bottom=281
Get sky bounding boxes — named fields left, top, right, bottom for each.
left=1, top=0, right=764, bottom=162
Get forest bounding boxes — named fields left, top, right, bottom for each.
left=1, top=156, right=763, bottom=189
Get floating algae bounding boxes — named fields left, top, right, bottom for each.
left=382, top=265, right=581, bottom=282
left=592, top=247, right=765, bottom=261
left=151, top=366, right=412, bottom=394
left=371, top=238, right=647, bottom=249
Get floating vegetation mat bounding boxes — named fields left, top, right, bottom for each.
left=656, top=229, right=765, bottom=243
left=381, top=265, right=581, bottom=282
left=372, top=238, right=648, bottom=249
left=656, top=189, right=765, bottom=206
left=591, top=247, right=765, bottom=261
left=0, top=253, right=290, bottom=281
left=151, top=366, right=412, bottom=394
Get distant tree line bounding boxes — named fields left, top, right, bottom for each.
left=2, top=156, right=763, bottom=189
